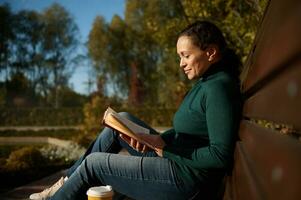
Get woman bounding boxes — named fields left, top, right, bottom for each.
left=30, top=20, right=241, bottom=200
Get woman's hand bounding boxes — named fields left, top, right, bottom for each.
left=119, top=134, right=149, bottom=153
left=139, top=134, right=165, bottom=157
left=119, top=134, right=166, bottom=157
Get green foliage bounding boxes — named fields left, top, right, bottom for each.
left=0, top=107, right=83, bottom=126
left=41, top=3, right=80, bottom=107
left=5, top=146, right=46, bottom=171
left=2, top=70, right=88, bottom=107
left=46, top=86, right=89, bottom=107
left=1, top=3, right=81, bottom=107
left=42, top=3, right=78, bottom=51
left=12, top=10, right=44, bottom=73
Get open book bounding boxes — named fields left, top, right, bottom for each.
left=102, top=107, right=155, bottom=149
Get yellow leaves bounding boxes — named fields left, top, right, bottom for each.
left=110, top=15, right=125, bottom=31
left=250, top=118, right=299, bottom=141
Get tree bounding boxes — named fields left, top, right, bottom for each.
left=123, top=0, right=163, bottom=105
left=11, top=10, right=48, bottom=97
left=41, top=3, right=79, bottom=107
left=132, top=0, right=189, bottom=106
left=0, top=3, right=88, bottom=107
left=0, top=4, right=15, bottom=82
left=88, top=15, right=131, bottom=99
left=88, top=2, right=162, bottom=106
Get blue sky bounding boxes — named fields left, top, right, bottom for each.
left=0, top=0, right=125, bottom=95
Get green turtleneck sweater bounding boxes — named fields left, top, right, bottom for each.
left=161, top=68, right=241, bottom=185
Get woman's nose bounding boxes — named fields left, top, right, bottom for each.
left=180, top=58, right=186, bottom=68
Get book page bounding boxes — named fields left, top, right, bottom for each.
left=102, top=107, right=154, bottom=149
left=103, top=112, right=132, bottom=136
left=112, top=113, right=150, bottom=135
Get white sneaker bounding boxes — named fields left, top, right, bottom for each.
left=29, top=176, right=68, bottom=200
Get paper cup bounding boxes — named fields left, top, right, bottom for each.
left=87, top=185, right=114, bottom=200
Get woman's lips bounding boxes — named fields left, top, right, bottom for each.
left=184, top=69, right=191, bottom=74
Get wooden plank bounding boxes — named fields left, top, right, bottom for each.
left=229, top=141, right=264, bottom=200
left=222, top=176, right=233, bottom=200
left=242, top=0, right=301, bottom=93
left=243, top=59, right=301, bottom=130
left=239, top=120, right=301, bottom=200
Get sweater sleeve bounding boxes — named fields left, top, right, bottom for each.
left=163, top=82, right=240, bottom=170
left=160, top=128, right=176, bottom=144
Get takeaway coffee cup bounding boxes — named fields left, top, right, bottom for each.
left=87, top=185, right=114, bottom=200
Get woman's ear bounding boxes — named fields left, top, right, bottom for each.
left=206, top=45, right=219, bottom=62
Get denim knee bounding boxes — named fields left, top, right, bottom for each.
left=76, top=153, right=106, bottom=184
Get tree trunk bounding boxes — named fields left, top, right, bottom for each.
left=128, top=62, right=144, bottom=106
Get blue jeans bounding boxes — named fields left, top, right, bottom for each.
left=50, top=113, right=199, bottom=200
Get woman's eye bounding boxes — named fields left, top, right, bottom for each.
left=184, top=55, right=189, bottom=58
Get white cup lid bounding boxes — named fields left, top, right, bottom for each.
left=86, top=185, right=113, bottom=197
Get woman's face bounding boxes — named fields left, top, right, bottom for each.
left=176, top=36, right=212, bottom=80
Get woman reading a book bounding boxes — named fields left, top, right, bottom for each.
left=30, top=20, right=241, bottom=200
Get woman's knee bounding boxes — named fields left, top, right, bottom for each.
left=91, top=127, right=121, bottom=153
left=78, top=153, right=109, bottom=183
left=100, top=127, right=118, bottom=138
left=84, top=152, right=108, bottom=168
left=86, top=152, right=105, bottom=161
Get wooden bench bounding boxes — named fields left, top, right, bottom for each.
left=222, top=0, right=301, bottom=199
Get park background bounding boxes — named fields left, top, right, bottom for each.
left=0, top=0, right=268, bottom=194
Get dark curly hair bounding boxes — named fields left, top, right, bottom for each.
left=178, top=20, right=241, bottom=79
left=179, top=21, right=226, bottom=52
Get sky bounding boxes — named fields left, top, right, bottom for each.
left=0, top=0, right=125, bottom=95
